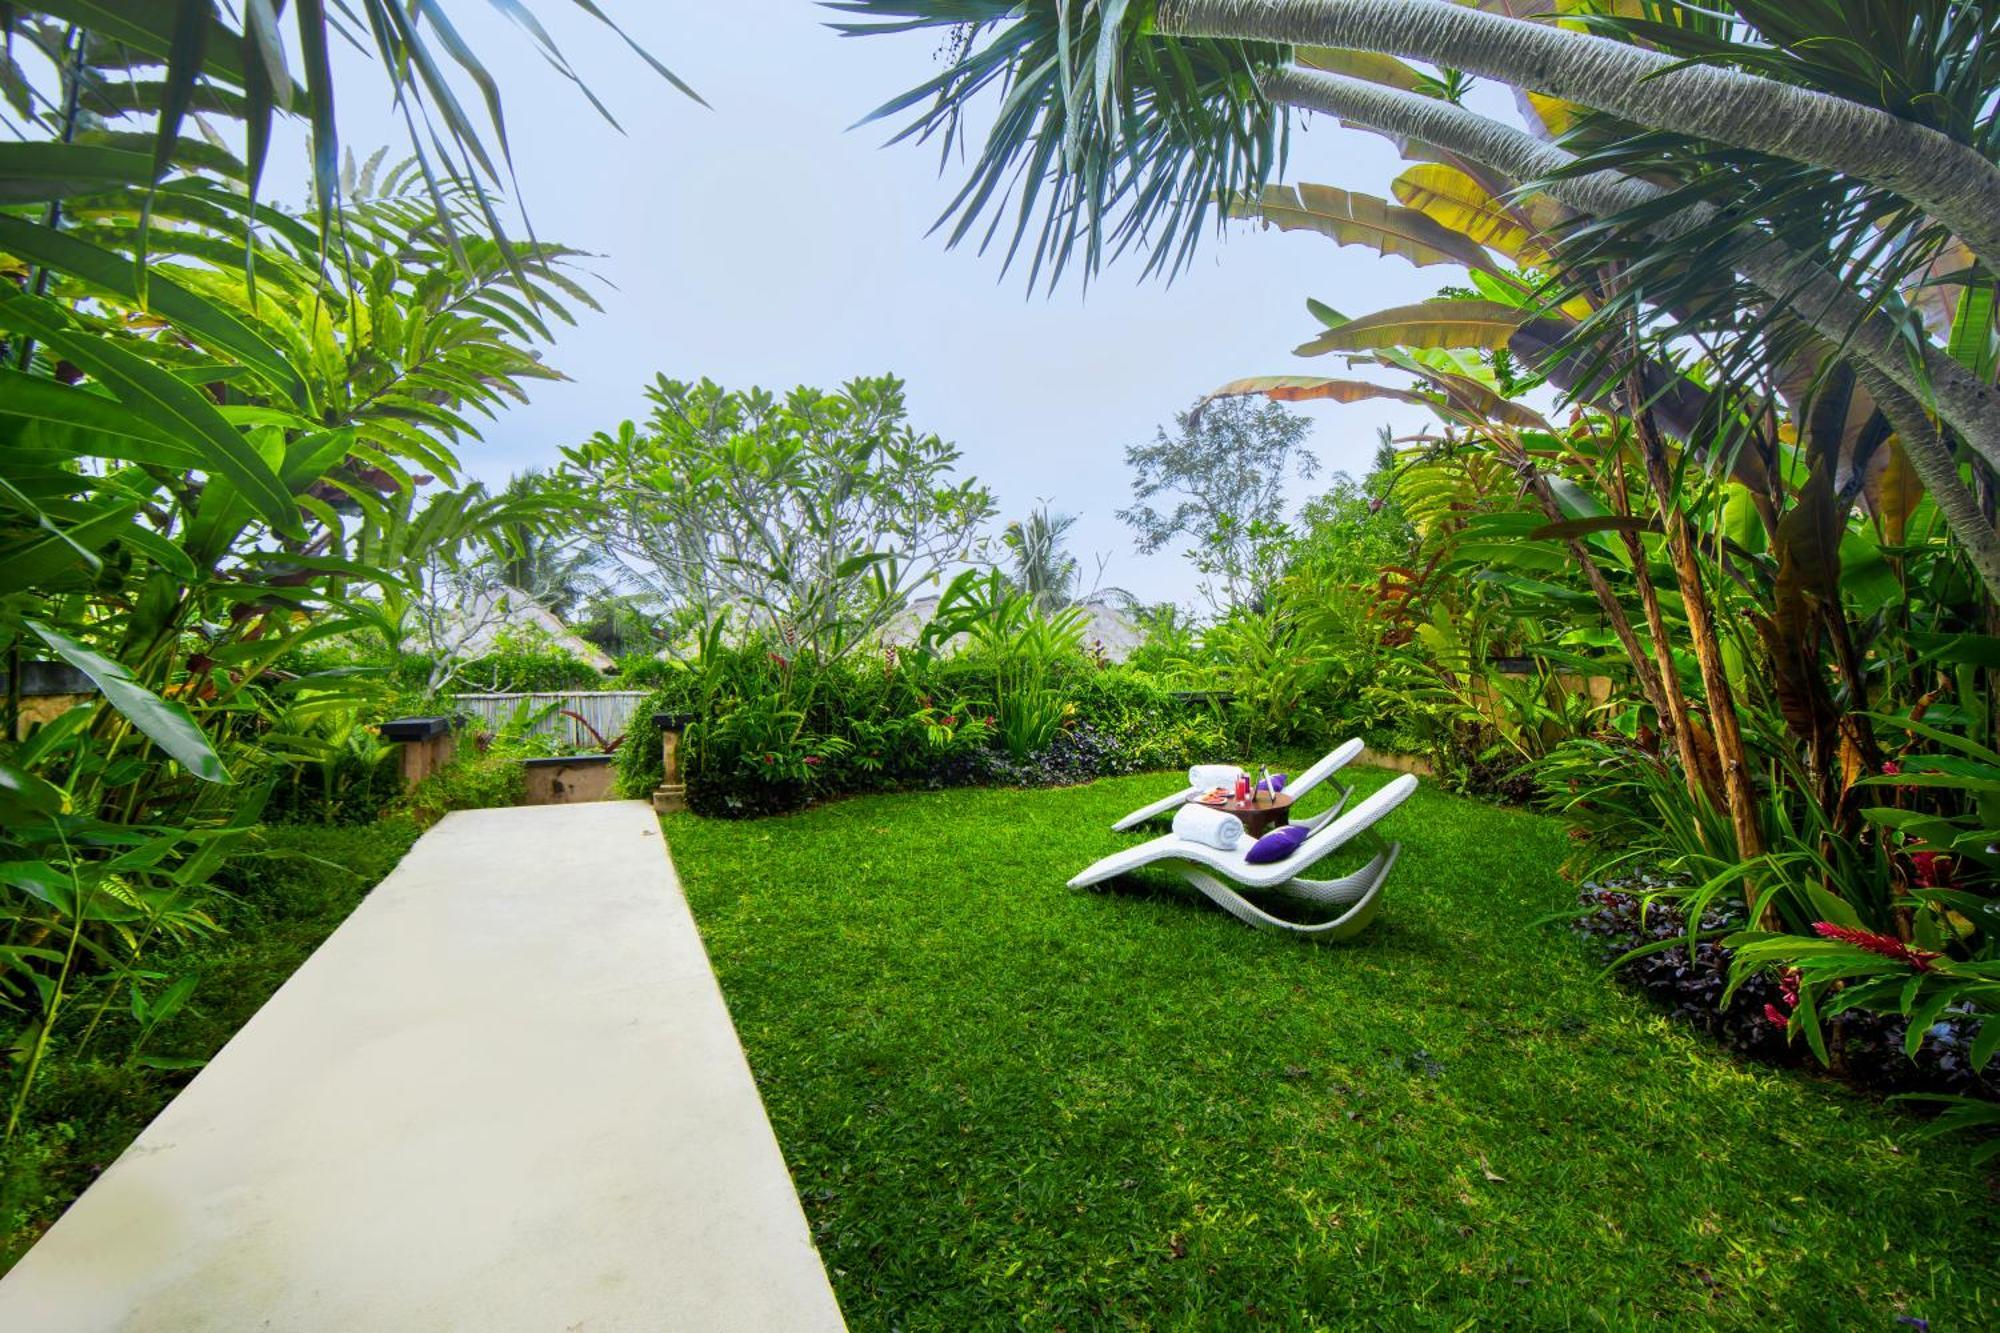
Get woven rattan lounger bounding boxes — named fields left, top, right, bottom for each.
left=1072, top=774, right=1417, bottom=940
left=1109, top=738, right=1366, bottom=833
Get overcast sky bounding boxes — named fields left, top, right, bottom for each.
left=313, top=2, right=1451, bottom=608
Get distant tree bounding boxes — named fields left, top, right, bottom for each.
left=487, top=470, right=606, bottom=619
left=564, top=375, right=996, bottom=662
left=1119, top=397, right=1319, bottom=612
left=1002, top=503, right=1082, bottom=615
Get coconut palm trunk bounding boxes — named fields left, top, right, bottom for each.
left=1259, top=67, right=2000, bottom=603
left=1852, top=367, right=2000, bottom=599
left=1159, top=0, right=2000, bottom=275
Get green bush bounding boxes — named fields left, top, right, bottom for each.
left=613, top=631, right=1256, bottom=818
left=394, top=751, right=528, bottom=827
left=0, top=820, right=421, bottom=1272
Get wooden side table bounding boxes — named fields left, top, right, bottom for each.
left=1199, top=791, right=1294, bottom=838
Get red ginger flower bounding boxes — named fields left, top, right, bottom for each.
left=1811, top=922, right=1941, bottom=972
left=1911, top=852, right=1953, bottom=888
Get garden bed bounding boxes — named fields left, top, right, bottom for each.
left=666, top=769, right=2000, bottom=1329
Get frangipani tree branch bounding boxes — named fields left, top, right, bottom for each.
left=1161, top=0, right=2000, bottom=274
left=1257, top=67, right=2000, bottom=600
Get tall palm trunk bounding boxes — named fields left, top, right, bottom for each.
left=1161, top=0, right=2000, bottom=275
left=1854, top=366, right=2000, bottom=598
left=1258, top=68, right=2000, bottom=602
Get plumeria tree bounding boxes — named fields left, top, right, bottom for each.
left=564, top=375, right=998, bottom=663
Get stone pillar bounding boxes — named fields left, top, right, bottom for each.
left=651, top=712, right=693, bottom=814
left=379, top=716, right=457, bottom=789
left=4, top=662, right=99, bottom=740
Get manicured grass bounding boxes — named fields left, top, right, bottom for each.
left=666, top=769, right=2000, bottom=1330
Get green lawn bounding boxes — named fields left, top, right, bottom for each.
left=665, top=768, right=1999, bottom=1330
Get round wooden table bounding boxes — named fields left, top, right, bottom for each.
left=1198, top=791, right=1294, bottom=838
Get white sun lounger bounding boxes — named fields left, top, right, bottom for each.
left=1071, top=774, right=1417, bottom=940
left=1110, top=738, right=1367, bottom=833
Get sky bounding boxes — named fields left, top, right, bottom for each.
left=310, top=2, right=1454, bottom=609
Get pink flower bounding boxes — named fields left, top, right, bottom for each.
left=803, top=755, right=822, bottom=767
left=1812, top=922, right=1940, bottom=972
left=1763, top=1004, right=1790, bottom=1027
left=1881, top=760, right=1901, bottom=776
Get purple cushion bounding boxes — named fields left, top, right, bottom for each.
left=1254, top=772, right=1290, bottom=795
left=1243, top=824, right=1311, bottom=864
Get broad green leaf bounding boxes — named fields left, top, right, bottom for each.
left=1202, top=375, right=1430, bottom=408
left=0, top=215, right=311, bottom=409
left=0, top=288, right=301, bottom=537
left=0, top=497, right=141, bottom=594
left=0, top=142, right=154, bottom=202
left=1295, top=47, right=1424, bottom=90
left=0, top=368, right=202, bottom=467
left=1392, top=164, right=1560, bottom=263
left=1904, top=631, right=2000, bottom=669
left=1232, top=183, right=1492, bottom=272
left=1295, top=300, right=1526, bottom=356
left=26, top=620, right=230, bottom=784
left=28, top=0, right=246, bottom=81
left=0, top=760, right=70, bottom=820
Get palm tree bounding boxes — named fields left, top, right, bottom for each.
left=1153, top=0, right=2000, bottom=273
left=488, top=471, right=607, bottom=619
left=1, top=4, right=697, bottom=302
left=838, top=1, right=2000, bottom=599
left=1003, top=503, right=1083, bottom=615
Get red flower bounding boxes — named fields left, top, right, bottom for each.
left=941, top=715, right=957, bottom=727
left=761, top=753, right=774, bottom=765
left=1763, top=968, right=1802, bottom=1028
left=767, top=652, right=789, bottom=667
left=1880, top=760, right=1901, bottom=776
left=1811, top=922, right=1941, bottom=972
left=1911, top=852, right=1953, bottom=888
left=803, top=755, right=822, bottom=767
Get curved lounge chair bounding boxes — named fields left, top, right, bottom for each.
left=1109, top=738, right=1367, bottom=833
left=1072, top=774, right=1417, bottom=940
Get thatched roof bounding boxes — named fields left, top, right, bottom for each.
left=878, top=596, right=1144, bottom=663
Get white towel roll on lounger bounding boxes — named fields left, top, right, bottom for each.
left=1172, top=802, right=1243, bottom=850
left=1188, top=763, right=1244, bottom=791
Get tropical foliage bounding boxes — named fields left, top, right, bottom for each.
left=0, top=0, right=681, bottom=1154
left=849, top=0, right=2000, bottom=1142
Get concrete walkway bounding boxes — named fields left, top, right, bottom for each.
left=0, top=801, right=845, bottom=1331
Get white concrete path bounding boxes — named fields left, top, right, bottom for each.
left=0, top=800, right=844, bottom=1331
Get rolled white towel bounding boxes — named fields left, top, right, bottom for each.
left=1188, top=763, right=1244, bottom=791
left=1173, top=802, right=1243, bottom=851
